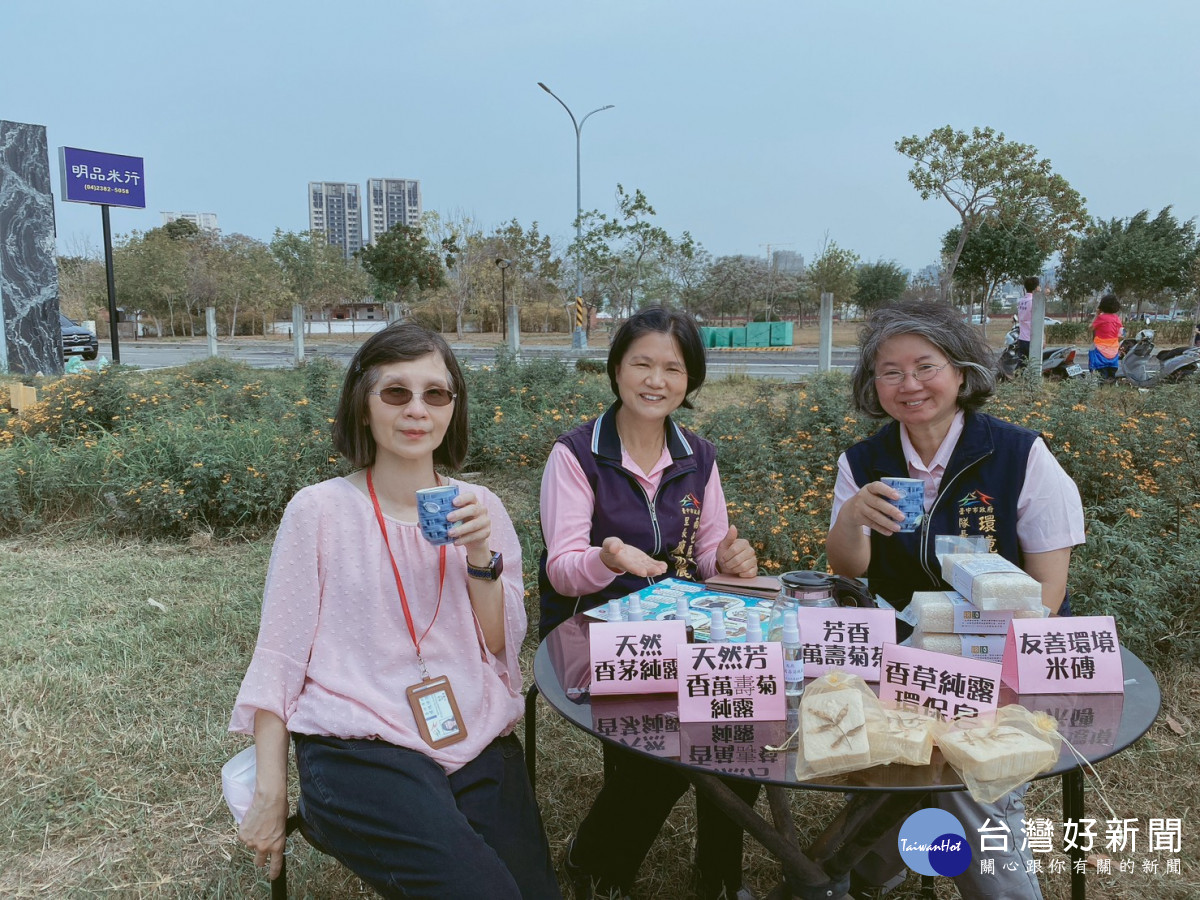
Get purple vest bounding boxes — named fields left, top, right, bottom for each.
left=538, top=407, right=716, bottom=637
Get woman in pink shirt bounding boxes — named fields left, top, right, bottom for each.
left=1088, top=293, right=1124, bottom=379
left=231, top=324, right=559, bottom=899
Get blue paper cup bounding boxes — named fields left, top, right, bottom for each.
left=882, top=477, right=925, bottom=533
left=415, top=485, right=459, bottom=545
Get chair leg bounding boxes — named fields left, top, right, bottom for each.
left=271, top=854, right=287, bottom=900
left=524, top=684, right=540, bottom=794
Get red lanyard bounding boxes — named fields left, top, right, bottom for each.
left=367, top=468, right=446, bottom=671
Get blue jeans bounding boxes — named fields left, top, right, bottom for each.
left=294, top=732, right=561, bottom=899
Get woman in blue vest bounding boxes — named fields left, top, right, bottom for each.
left=540, top=307, right=761, bottom=900
left=827, top=300, right=1083, bottom=899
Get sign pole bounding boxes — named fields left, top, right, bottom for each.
left=101, top=204, right=121, bottom=363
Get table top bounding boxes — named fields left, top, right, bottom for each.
left=533, top=614, right=1160, bottom=793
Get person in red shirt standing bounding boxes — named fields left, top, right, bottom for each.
left=1088, top=294, right=1124, bottom=379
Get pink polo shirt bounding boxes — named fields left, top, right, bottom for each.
left=229, top=476, right=526, bottom=774
left=830, top=410, right=1085, bottom=553
left=540, top=440, right=730, bottom=597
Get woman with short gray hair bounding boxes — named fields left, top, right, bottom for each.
left=826, top=299, right=1083, bottom=899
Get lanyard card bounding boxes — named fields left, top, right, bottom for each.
left=406, top=675, right=468, bottom=749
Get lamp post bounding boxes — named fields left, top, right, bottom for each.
left=537, top=82, right=614, bottom=350
left=495, top=258, right=517, bottom=354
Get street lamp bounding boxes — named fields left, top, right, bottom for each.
left=537, top=82, right=614, bottom=349
left=495, top=258, right=516, bottom=354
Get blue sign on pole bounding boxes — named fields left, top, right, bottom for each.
left=58, top=146, right=146, bottom=209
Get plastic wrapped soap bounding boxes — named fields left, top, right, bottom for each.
left=800, top=688, right=871, bottom=776
left=867, top=707, right=940, bottom=766
left=911, top=630, right=968, bottom=655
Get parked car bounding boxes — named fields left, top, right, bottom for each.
left=60, top=314, right=99, bottom=360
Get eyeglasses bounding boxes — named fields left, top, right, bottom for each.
left=369, top=386, right=457, bottom=407
left=873, top=362, right=951, bottom=387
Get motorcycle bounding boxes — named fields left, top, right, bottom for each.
left=997, top=323, right=1085, bottom=381
left=1113, top=330, right=1200, bottom=387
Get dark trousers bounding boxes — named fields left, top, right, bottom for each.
left=572, top=744, right=760, bottom=899
left=1015, top=338, right=1030, bottom=360
left=294, top=733, right=561, bottom=900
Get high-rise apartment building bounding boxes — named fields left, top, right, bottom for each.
left=161, top=211, right=219, bottom=233
left=308, top=182, right=362, bottom=259
left=367, top=178, right=422, bottom=244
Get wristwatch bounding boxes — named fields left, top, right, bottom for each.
left=466, top=551, right=504, bottom=581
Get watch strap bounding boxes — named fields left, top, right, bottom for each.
left=466, top=551, right=503, bottom=581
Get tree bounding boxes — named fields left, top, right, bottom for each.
left=696, top=255, right=771, bottom=323
left=215, top=234, right=286, bottom=336
left=896, top=125, right=1087, bottom=297
left=943, top=215, right=1048, bottom=318
left=854, top=260, right=909, bottom=314
left=270, top=229, right=368, bottom=329
left=162, top=217, right=201, bottom=241
left=807, top=239, right=860, bottom=312
left=355, top=223, right=450, bottom=320
left=1057, top=207, right=1199, bottom=315
left=572, top=185, right=681, bottom=321
left=114, top=227, right=191, bottom=336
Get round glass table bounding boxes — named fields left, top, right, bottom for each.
left=532, top=614, right=1161, bottom=899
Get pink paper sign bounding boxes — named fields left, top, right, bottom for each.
left=590, top=695, right=680, bottom=757
left=589, top=620, right=687, bottom=695
left=677, top=642, right=786, bottom=723
left=795, top=607, right=897, bottom=682
left=679, top=721, right=789, bottom=780
left=1000, top=615, right=1124, bottom=694
left=879, top=642, right=1002, bottom=720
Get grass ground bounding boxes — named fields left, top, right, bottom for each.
left=1, top=534, right=1195, bottom=899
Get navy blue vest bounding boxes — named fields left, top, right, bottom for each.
left=538, top=407, right=716, bottom=637
left=844, top=412, right=1040, bottom=611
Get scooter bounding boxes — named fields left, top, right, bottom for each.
left=997, top=324, right=1085, bottom=381
left=1155, top=341, right=1200, bottom=382
left=1116, top=330, right=1200, bottom=386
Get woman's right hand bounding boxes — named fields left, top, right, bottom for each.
left=599, top=536, right=669, bottom=577
left=238, top=792, right=289, bottom=881
left=841, top=481, right=907, bottom=536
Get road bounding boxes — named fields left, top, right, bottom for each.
left=88, top=339, right=861, bottom=380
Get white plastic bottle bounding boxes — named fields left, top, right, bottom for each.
left=627, top=596, right=644, bottom=621
left=708, top=608, right=727, bottom=643
left=783, top=609, right=804, bottom=697
left=675, top=597, right=695, bottom=642
left=607, top=598, right=624, bottom=621
left=745, top=607, right=763, bottom=643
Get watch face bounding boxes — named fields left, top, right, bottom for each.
left=488, top=552, right=504, bottom=579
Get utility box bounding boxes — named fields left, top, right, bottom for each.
left=745, top=322, right=772, bottom=348
left=770, top=321, right=794, bottom=346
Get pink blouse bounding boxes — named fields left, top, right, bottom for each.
left=229, top=476, right=526, bottom=774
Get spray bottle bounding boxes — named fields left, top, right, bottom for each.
left=782, top=608, right=803, bottom=697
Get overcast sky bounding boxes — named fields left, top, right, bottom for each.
left=6, top=1, right=1198, bottom=274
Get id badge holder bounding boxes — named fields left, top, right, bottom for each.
left=406, top=675, right=468, bottom=749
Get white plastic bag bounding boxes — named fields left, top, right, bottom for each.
left=221, top=745, right=257, bottom=824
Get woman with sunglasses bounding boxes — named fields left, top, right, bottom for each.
left=231, top=323, right=560, bottom=899
left=826, top=301, right=1083, bottom=899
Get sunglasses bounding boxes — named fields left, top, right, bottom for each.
left=368, top=386, right=457, bottom=407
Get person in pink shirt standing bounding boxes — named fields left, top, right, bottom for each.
left=231, top=324, right=559, bottom=899
left=1014, top=275, right=1039, bottom=360
left=539, top=307, right=760, bottom=900
left=826, top=301, right=1084, bottom=899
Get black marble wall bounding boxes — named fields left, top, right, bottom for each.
left=0, top=120, right=62, bottom=375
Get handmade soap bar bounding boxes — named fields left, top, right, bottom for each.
left=802, top=688, right=871, bottom=775
left=937, top=724, right=1057, bottom=782
left=868, top=708, right=935, bottom=766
